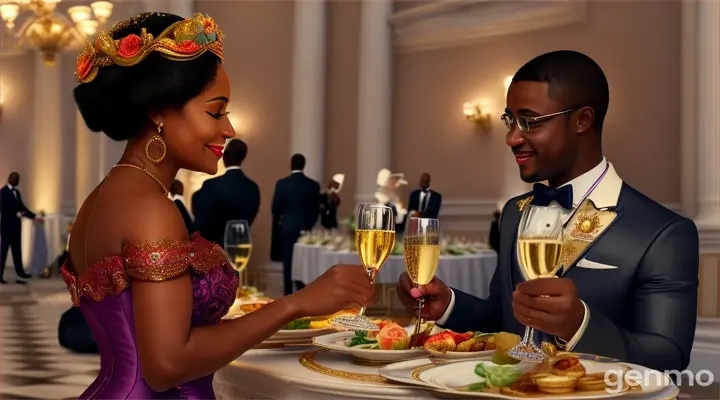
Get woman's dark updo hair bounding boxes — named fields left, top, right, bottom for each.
left=74, top=13, right=222, bottom=141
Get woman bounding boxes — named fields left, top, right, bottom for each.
left=63, top=12, right=373, bottom=399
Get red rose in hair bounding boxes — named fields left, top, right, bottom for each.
left=179, top=39, right=200, bottom=53
left=117, top=34, right=143, bottom=58
left=76, top=54, right=93, bottom=80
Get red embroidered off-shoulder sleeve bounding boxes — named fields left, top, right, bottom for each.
left=61, top=232, right=229, bottom=306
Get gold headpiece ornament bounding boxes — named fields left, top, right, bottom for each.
left=75, top=13, right=224, bottom=84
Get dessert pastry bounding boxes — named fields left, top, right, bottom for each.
left=535, top=373, right=578, bottom=394
left=576, top=372, right=608, bottom=391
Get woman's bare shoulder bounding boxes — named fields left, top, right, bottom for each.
left=121, top=193, right=189, bottom=244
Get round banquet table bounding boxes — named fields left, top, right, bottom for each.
left=213, top=348, right=682, bottom=400
left=292, top=244, right=498, bottom=299
left=213, top=348, right=446, bottom=400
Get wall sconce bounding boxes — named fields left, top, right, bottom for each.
left=463, top=102, right=491, bottom=133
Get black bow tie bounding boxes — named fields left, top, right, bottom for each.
left=421, top=189, right=429, bottom=193
left=530, top=183, right=573, bottom=210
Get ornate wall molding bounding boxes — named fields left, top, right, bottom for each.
left=390, top=0, right=588, bottom=53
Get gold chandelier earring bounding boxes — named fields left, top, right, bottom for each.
left=145, top=121, right=167, bottom=164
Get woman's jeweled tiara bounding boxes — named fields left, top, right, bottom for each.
left=75, top=12, right=224, bottom=84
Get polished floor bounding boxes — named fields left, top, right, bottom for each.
left=0, top=277, right=717, bottom=399
left=0, top=278, right=98, bottom=399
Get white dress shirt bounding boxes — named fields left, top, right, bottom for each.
left=419, top=189, right=431, bottom=212
left=436, top=158, right=608, bottom=350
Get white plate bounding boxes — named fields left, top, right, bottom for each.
left=426, top=359, right=667, bottom=399
left=378, top=357, right=445, bottom=388
left=312, top=331, right=426, bottom=363
left=380, top=358, right=679, bottom=399
left=270, top=327, right=338, bottom=340
left=425, top=348, right=494, bottom=360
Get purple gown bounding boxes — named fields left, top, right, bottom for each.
left=61, top=232, right=239, bottom=399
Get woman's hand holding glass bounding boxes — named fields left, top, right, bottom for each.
left=289, top=264, right=375, bottom=318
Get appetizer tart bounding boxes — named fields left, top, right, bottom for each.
left=550, top=353, right=587, bottom=378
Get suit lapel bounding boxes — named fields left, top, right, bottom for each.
left=560, top=164, right=624, bottom=275
left=559, top=199, right=619, bottom=274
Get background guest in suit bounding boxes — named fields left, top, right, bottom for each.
left=396, top=50, right=698, bottom=372
left=0, top=172, right=39, bottom=283
left=319, top=173, right=344, bottom=230
left=272, top=154, right=321, bottom=295
left=407, top=173, right=442, bottom=219
left=488, top=210, right=500, bottom=252
left=170, top=180, right=194, bottom=234
left=192, top=139, right=261, bottom=246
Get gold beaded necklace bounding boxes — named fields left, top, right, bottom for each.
left=113, top=163, right=169, bottom=196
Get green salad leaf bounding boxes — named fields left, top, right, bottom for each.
left=473, top=363, right=524, bottom=388
left=347, top=330, right=377, bottom=347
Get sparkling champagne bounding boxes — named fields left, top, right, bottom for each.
left=404, top=236, right=440, bottom=285
left=355, top=229, right=395, bottom=271
left=517, top=239, right=563, bottom=279
left=225, top=244, right=252, bottom=272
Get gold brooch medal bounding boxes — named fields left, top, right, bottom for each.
left=570, top=209, right=602, bottom=240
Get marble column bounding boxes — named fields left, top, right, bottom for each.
left=28, top=52, right=63, bottom=214
left=691, top=0, right=720, bottom=229
left=74, top=109, right=102, bottom=209
left=355, top=0, right=393, bottom=204
left=289, top=0, right=326, bottom=182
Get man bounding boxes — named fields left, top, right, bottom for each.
left=272, top=154, right=320, bottom=295
left=192, top=139, right=261, bottom=246
left=319, top=174, right=344, bottom=230
left=170, top=180, right=194, bottom=234
left=0, top=172, right=37, bottom=283
left=407, top=173, right=442, bottom=219
left=397, top=50, right=698, bottom=372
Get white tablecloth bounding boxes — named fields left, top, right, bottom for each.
left=214, top=348, right=439, bottom=400
left=292, top=244, right=497, bottom=299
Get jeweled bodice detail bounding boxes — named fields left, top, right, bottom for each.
left=59, top=232, right=238, bottom=398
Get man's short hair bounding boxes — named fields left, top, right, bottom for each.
left=513, top=50, right=609, bottom=133
left=223, top=139, right=248, bottom=167
left=291, top=153, right=305, bottom=171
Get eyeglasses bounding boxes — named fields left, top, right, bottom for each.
left=501, top=108, right=578, bottom=133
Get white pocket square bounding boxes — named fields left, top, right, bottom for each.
left=577, top=259, right=618, bottom=270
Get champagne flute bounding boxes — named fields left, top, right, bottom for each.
left=507, top=205, right=564, bottom=362
left=403, top=217, right=441, bottom=340
left=224, top=220, right=252, bottom=296
left=331, top=204, right=395, bottom=331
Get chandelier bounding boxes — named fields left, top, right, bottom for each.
left=0, top=0, right=113, bottom=65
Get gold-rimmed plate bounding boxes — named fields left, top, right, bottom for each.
left=380, top=358, right=680, bottom=399
left=425, top=348, right=494, bottom=360
left=270, top=327, right=338, bottom=341
left=312, top=331, right=427, bottom=363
